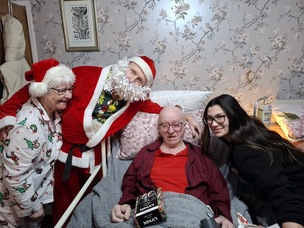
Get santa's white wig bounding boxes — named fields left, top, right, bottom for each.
left=103, top=56, right=156, bottom=102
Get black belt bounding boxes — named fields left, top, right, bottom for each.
left=62, top=144, right=91, bottom=182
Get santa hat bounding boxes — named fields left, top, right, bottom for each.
left=26, top=58, right=76, bottom=97
left=128, top=56, right=156, bottom=87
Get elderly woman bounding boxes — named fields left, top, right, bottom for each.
left=0, top=58, right=75, bottom=227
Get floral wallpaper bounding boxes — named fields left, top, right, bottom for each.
left=17, top=0, right=304, bottom=112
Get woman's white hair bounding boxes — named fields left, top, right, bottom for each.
left=29, top=64, right=76, bottom=97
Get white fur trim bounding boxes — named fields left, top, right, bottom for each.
left=0, top=116, right=16, bottom=129
left=129, top=56, right=153, bottom=87
left=86, top=100, right=131, bottom=148
left=57, top=148, right=95, bottom=170
left=83, top=65, right=111, bottom=142
left=80, top=65, right=132, bottom=148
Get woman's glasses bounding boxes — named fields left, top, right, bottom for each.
left=51, top=87, right=74, bottom=95
left=158, top=122, right=184, bottom=132
left=203, top=115, right=226, bottom=125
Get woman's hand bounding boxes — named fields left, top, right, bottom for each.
left=28, top=206, right=45, bottom=223
left=282, top=222, right=304, bottom=228
left=215, top=215, right=235, bottom=228
left=0, top=126, right=13, bottom=142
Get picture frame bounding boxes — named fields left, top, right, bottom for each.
left=60, top=0, right=100, bottom=52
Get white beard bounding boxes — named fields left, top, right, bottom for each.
left=103, top=57, right=151, bottom=102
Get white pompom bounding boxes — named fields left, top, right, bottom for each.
left=29, top=82, right=48, bottom=97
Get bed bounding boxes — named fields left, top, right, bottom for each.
left=271, top=99, right=304, bottom=152
left=55, top=90, right=253, bottom=228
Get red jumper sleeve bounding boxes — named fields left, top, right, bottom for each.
left=0, top=84, right=30, bottom=128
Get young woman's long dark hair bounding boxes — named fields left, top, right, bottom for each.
left=201, top=94, right=304, bottom=164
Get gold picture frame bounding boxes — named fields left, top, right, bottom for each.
left=60, top=0, right=100, bottom=52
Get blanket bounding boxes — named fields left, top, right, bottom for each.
left=67, top=136, right=252, bottom=227
left=67, top=175, right=251, bottom=228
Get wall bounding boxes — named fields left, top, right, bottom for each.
left=21, top=0, right=304, bottom=112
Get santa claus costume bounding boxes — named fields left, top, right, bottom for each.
left=0, top=56, right=163, bottom=225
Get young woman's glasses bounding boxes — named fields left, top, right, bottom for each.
left=159, top=122, right=184, bottom=132
left=51, top=87, right=74, bottom=95
left=203, top=115, right=226, bottom=125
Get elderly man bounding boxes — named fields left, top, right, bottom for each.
left=0, top=56, right=201, bottom=225
left=111, top=106, right=234, bottom=228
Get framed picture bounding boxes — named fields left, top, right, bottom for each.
left=60, top=0, right=100, bottom=52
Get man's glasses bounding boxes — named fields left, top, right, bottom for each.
left=203, top=115, right=226, bottom=125
left=158, top=122, right=184, bottom=132
left=51, top=87, right=74, bottom=95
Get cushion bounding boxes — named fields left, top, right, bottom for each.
left=149, top=90, right=212, bottom=112
left=118, top=109, right=204, bottom=160
left=118, top=90, right=211, bottom=160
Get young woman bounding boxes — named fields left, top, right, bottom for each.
left=201, top=94, right=304, bottom=228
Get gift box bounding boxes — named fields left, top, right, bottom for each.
left=134, top=188, right=167, bottom=227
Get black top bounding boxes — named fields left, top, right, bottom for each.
left=230, top=144, right=304, bottom=226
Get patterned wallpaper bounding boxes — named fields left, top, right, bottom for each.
left=20, top=0, right=304, bottom=112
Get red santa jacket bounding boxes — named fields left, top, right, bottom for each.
left=0, top=65, right=162, bottom=172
